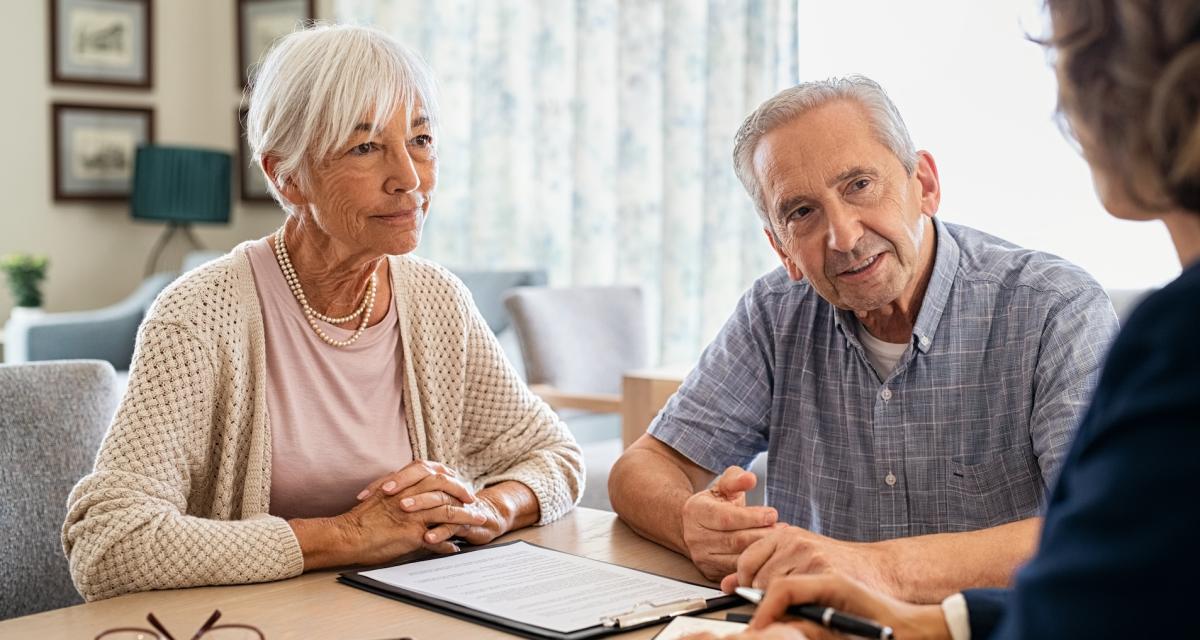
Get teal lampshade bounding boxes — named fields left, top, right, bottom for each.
left=131, top=145, right=232, bottom=223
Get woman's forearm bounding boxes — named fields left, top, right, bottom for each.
left=289, top=515, right=356, bottom=571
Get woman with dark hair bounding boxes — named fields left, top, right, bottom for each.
left=699, top=1, right=1200, bottom=638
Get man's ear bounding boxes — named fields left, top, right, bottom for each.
left=764, top=227, right=804, bottom=281
left=260, top=155, right=307, bottom=207
left=914, top=150, right=941, bottom=218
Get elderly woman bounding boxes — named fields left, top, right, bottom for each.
left=701, top=1, right=1200, bottom=639
left=63, top=24, right=582, bottom=601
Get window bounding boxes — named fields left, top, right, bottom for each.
left=799, top=0, right=1178, bottom=289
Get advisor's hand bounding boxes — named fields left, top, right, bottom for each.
left=746, top=574, right=951, bottom=640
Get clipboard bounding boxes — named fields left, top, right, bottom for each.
left=338, top=540, right=742, bottom=639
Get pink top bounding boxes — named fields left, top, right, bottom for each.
left=246, top=237, right=413, bottom=520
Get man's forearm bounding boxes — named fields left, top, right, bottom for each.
left=608, top=448, right=697, bottom=554
left=877, top=517, right=1041, bottom=603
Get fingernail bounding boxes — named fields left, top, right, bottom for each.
left=356, top=490, right=369, bottom=500
left=382, top=481, right=396, bottom=493
left=401, top=497, right=414, bottom=508
left=426, top=531, right=438, bottom=542
left=450, top=544, right=461, bottom=553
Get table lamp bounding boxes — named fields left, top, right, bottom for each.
left=131, top=145, right=232, bottom=275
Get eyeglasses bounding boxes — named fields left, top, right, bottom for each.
left=95, top=610, right=264, bottom=640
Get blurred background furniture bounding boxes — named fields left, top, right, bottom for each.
left=0, top=360, right=118, bottom=619
left=131, top=145, right=232, bottom=276
left=452, top=269, right=547, bottom=380
left=621, top=365, right=691, bottom=449
left=504, top=286, right=647, bottom=510
left=1, top=251, right=228, bottom=372
left=2, top=272, right=175, bottom=371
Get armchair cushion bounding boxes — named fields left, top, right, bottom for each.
left=0, top=360, right=117, bottom=618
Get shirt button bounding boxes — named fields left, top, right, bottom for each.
left=880, top=387, right=893, bottom=401
left=885, top=472, right=897, bottom=486
left=920, top=335, right=931, bottom=347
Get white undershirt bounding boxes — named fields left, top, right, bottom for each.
left=857, top=324, right=910, bottom=378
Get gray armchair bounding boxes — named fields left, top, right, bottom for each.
left=3, top=272, right=175, bottom=370
left=503, top=286, right=647, bottom=510
left=0, top=360, right=118, bottom=619
left=3, top=251, right=228, bottom=371
left=452, top=269, right=548, bottom=379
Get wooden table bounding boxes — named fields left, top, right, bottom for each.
left=0, top=508, right=747, bottom=639
left=620, top=366, right=690, bottom=448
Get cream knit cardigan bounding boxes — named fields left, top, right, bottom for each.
left=62, top=245, right=584, bottom=601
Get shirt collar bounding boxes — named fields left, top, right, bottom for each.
left=833, top=216, right=959, bottom=354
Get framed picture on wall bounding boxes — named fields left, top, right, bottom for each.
left=237, top=108, right=273, bottom=203
left=49, top=0, right=153, bottom=88
left=51, top=103, right=154, bottom=201
left=237, top=0, right=314, bottom=89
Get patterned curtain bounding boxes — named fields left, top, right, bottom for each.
left=335, top=0, right=798, bottom=364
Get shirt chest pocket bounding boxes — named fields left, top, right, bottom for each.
left=946, top=447, right=1046, bottom=529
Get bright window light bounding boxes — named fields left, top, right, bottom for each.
left=799, top=0, right=1179, bottom=289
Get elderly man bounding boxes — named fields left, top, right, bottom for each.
left=608, top=76, right=1117, bottom=604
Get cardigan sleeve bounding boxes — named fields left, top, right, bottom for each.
left=451, top=290, right=584, bottom=525
left=62, top=319, right=304, bottom=601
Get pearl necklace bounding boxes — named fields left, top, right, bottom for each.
left=272, top=226, right=377, bottom=348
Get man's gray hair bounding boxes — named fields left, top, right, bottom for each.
left=732, top=75, right=917, bottom=228
left=245, top=23, right=439, bottom=211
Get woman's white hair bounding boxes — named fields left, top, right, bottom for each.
left=245, top=23, right=439, bottom=210
left=732, top=75, right=917, bottom=228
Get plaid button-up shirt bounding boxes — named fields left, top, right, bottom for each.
left=650, top=218, right=1118, bottom=542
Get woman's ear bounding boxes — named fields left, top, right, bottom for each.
left=260, top=155, right=307, bottom=207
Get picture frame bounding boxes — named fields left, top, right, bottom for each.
left=51, top=102, right=154, bottom=201
left=237, top=108, right=274, bottom=203
left=49, top=0, right=153, bottom=88
left=237, top=0, right=314, bottom=89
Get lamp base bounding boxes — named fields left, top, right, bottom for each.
left=145, top=221, right=204, bottom=276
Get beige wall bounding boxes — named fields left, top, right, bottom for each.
left=0, top=0, right=334, bottom=323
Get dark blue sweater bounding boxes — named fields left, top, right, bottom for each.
left=963, top=259, right=1200, bottom=638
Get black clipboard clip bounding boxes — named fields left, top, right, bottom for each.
left=599, top=597, right=709, bottom=628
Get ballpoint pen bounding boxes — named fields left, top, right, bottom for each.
left=735, top=586, right=895, bottom=640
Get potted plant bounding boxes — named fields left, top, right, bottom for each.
left=1, top=253, right=49, bottom=309
left=2, top=254, right=49, bottom=362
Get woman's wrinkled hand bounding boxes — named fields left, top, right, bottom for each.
left=356, top=460, right=475, bottom=507
left=337, top=488, right=487, bottom=565
left=355, top=460, right=509, bottom=548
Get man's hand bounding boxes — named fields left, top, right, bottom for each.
left=681, top=466, right=780, bottom=581
left=719, top=525, right=899, bottom=597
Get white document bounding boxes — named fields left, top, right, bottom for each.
left=653, top=616, right=748, bottom=639
left=359, top=541, right=725, bottom=634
